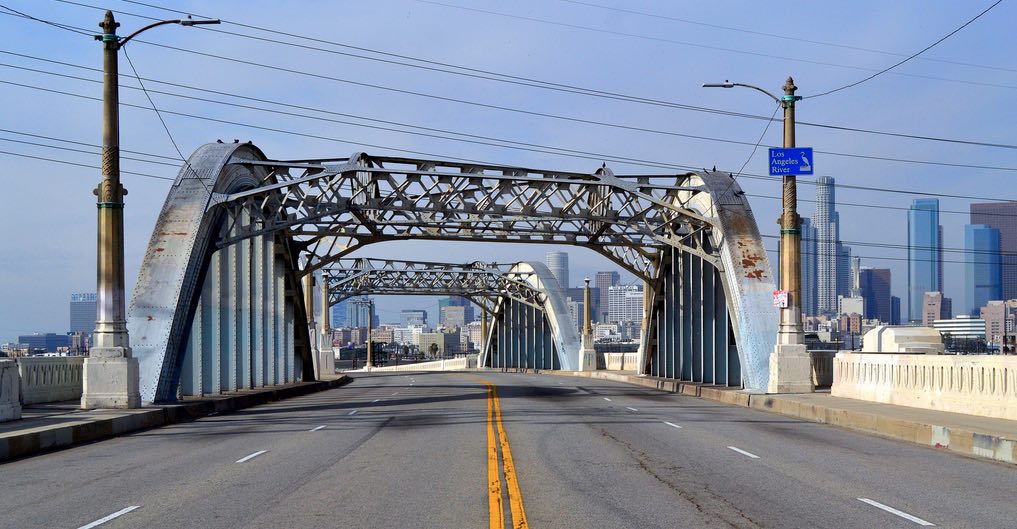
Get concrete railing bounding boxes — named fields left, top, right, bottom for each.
left=602, top=352, right=641, bottom=371
left=0, top=359, right=21, bottom=421
left=832, top=352, right=1017, bottom=420
left=366, top=355, right=478, bottom=372
left=811, top=350, right=835, bottom=388
left=16, top=357, right=84, bottom=405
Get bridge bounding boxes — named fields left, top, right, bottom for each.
left=119, top=141, right=776, bottom=403
left=3, top=142, right=1016, bottom=528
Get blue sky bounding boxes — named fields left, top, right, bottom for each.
left=1, top=0, right=1015, bottom=338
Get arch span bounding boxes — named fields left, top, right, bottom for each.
left=130, top=143, right=778, bottom=398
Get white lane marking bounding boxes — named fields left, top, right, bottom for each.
left=371, top=399, right=380, bottom=403
left=858, top=498, right=935, bottom=526
left=206, top=411, right=218, bottom=416
left=310, top=425, right=327, bottom=432
left=603, top=397, right=612, bottom=402
left=392, top=392, right=399, bottom=395
left=76, top=506, right=140, bottom=529
left=235, top=450, right=268, bottom=463
left=663, top=421, right=682, bottom=429
left=557, top=382, right=563, bottom=385
left=727, top=446, right=760, bottom=459
left=348, top=410, right=358, bottom=416
left=625, top=406, right=639, bottom=412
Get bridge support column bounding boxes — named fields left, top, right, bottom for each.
left=579, top=278, right=596, bottom=371
left=319, top=272, right=334, bottom=378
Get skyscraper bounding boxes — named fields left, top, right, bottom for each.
left=345, top=296, right=375, bottom=328
left=69, top=292, right=97, bottom=335
left=331, top=299, right=349, bottom=328
left=800, top=217, right=819, bottom=316
left=608, top=284, right=643, bottom=323
left=438, top=296, right=474, bottom=325
left=594, top=271, right=620, bottom=322
left=545, top=251, right=569, bottom=290
left=908, top=199, right=942, bottom=322
left=815, top=176, right=842, bottom=315
left=859, top=268, right=892, bottom=323
left=965, top=224, right=1002, bottom=315
left=970, top=202, right=1017, bottom=300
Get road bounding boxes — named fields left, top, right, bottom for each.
left=1, top=372, right=1015, bottom=528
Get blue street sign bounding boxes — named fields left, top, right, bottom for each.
left=768, top=147, right=814, bottom=176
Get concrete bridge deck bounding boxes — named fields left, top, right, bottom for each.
left=1, top=372, right=1015, bottom=528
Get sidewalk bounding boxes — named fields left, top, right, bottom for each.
left=539, top=369, right=1017, bottom=466
left=0, top=375, right=351, bottom=463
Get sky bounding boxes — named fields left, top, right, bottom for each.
left=1, top=0, right=1015, bottom=338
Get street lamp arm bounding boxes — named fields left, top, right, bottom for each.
left=702, top=81, right=780, bottom=102
left=116, top=18, right=220, bottom=48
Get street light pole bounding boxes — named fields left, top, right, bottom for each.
left=702, top=76, right=812, bottom=394
left=83, top=11, right=219, bottom=409
left=365, top=300, right=375, bottom=368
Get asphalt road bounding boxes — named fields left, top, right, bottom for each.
left=1, top=372, right=1015, bottom=528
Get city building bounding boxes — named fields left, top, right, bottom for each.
left=418, top=330, right=460, bottom=356
left=970, top=201, right=1017, bottom=300
left=438, top=296, right=473, bottom=325
left=400, top=309, right=428, bottom=327
left=441, top=305, right=467, bottom=328
left=69, top=292, right=96, bottom=335
left=815, top=176, right=846, bottom=315
left=859, top=268, right=892, bottom=323
left=545, top=251, right=569, bottom=289
left=931, top=315, right=986, bottom=340
left=908, top=198, right=943, bottom=322
left=331, top=299, right=348, bottom=328
left=981, top=300, right=1007, bottom=347
left=370, top=326, right=395, bottom=344
left=965, top=224, right=1002, bottom=315
left=800, top=217, right=819, bottom=316
left=16, top=333, right=71, bottom=353
left=594, top=271, right=620, bottom=322
left=890, top=296, right=902, bottom=325
left=607, top=284, right=643, bottom=323
left=922, top=291, right=952, bottom=327
left=345, top=296, right=375, bottom=328
left=565, top=286, right=599, bottom=326
left=466, top=321, right=484, bottom=351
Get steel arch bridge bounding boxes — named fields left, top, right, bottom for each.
left=324, top=258, right=580, bottom=370
left=127, top=142, right=776, bottom=402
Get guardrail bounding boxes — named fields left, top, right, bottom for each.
left=16, top=357, right=84, bottom=405
left=832, top=352, right=1017, bottom=420
left=365, top=355, right=478, bottom=372
left=811, top=350, right=835, bottom=388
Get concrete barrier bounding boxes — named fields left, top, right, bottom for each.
left=0, top=359, right=21, bottom=422
left=17, top=357, right=85, bottom=405
left=366, top=355, right=478, bottom=372
left=602, top=352, right=640, bottom=371
left=832, top=352, right=1017, bottom=420
left=811, top=350, right=835, bottom=388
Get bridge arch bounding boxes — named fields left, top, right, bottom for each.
left=128, top=143, right=777, bottom=401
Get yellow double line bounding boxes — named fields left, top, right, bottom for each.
left=481, top=378, right=528, bottom=529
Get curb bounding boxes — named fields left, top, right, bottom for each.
left=489, top=368, right=1017, bottom=466
left=0, top=375, right=352, bottom=463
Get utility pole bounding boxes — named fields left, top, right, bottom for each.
left=702, top=76, right=812, bottom=393
left=580, top=277, right=597, bottom=371
left=83, top=11, right=218, bottom=409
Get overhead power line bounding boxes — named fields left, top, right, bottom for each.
left=4, top=73, right=1016, bottom=204
left=0, top=147, right=174, bottom=181
left=808, top=0, right=1006, bottom=99
left=556, top=0, right=1017, bottom=75
left=411, top=0, right=1017, bottom=92
left=41, top=0, right=1017, bottom=151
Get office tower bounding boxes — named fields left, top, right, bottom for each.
left=859, top=268, right=892, bottom=323
left=965, top=224, right=1003, bottom=315
left=69, top=293, right=97, bottom=335
left=401, top=309, right=428, bottom=327
left=608, top=284, right=643, bottom=323
left=438, top=296, right=474, bottom=325
left=815, top=176, right=842, bottom=314
left=345, top=296, right=375, bottom=328
left=545, top=251, right=569, bottom=290
left=970, top=202, right=1017, bottom=300
left=17, top=333, right=71, bottom=353
left=890, top=296, right=901, bottom=325
left=441, top=306, right=467, bottom=328
left=595, top=271, right=620, bottom=322
left=799, top=217, right=819, bottom=316
left=331, top=299, right=348, bottom=328
left=908, top=199, right=942, bottom=322
left=922, top=292, right=952, bottom=326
